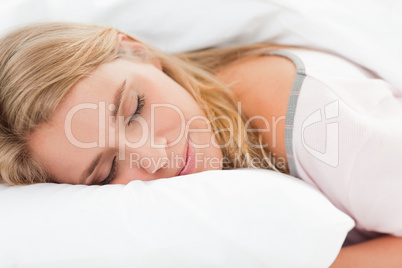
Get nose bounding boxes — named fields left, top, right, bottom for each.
left=124, top=136, right=169, bottom=175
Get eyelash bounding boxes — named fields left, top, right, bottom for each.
left=100, top=94, right=146, bottom=185
left=100, top=156, right=117, bottom=185
left=128, top=94, right=145, bottom=126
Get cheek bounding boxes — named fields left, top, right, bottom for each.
left=150, top=104, right=188, bottom=140
left=187, top=116, right=213, bottom=146
left=120, top=119, right=149, bottom=145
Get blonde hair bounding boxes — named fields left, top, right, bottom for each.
left=0, top=22, right=289, bottom=185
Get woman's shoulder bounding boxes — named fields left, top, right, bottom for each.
left=216, top=52, right=297, bottom=95
left=216, top=51, right=297, bottom=166
left=216, top=52, right=296, bottom=114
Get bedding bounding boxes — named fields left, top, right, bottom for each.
left=0, top=169, right=354, bottom=267
left=0, top=0, right=400, bottom=90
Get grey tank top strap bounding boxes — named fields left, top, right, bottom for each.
left=264, top=50, right=306, bottom=178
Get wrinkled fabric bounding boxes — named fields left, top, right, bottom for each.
left=280, top=49, right=402, bottom=245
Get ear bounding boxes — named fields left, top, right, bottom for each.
left=117, top=34, right=162, bottom=70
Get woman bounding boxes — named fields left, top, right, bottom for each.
left=0, top=22, right=401, bottom=266
left=0, top=22, right=291, bottom=185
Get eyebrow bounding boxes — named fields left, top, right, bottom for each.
left=79, top=79, right=127, bottom=184
left=113, top=79, right=127, bottom=118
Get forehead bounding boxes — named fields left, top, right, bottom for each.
left=46, top=60, right=131, bottom=149
left=29, top=60, right=131, bottom=182
left=53, top=58, right=145, bottom=126
left=71, top=59, right=129, bottom=100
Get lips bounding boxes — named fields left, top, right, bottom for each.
left=177, top=136, right=196, bottom=176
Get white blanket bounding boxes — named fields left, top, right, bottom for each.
left=0, top=0, right=401, bottom=91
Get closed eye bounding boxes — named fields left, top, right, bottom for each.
left=100, top=156, right=118, bottom=185
left=128, top=93, right=145, bottom=126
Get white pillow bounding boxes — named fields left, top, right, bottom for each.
left=0, top=169, right=354, bottom=268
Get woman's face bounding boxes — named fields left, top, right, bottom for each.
left=29, top=56, right=223, bottom=185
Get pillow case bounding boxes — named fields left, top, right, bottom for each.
left=0, top=169, right=354, bottom=268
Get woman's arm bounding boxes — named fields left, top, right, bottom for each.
left=331, top=235, right=402, bottom=268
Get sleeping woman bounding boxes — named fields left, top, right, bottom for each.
left=0, top=22, right=401, bottom=267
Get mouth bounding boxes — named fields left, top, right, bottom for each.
left=176, top=136, right=196, bottom=176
